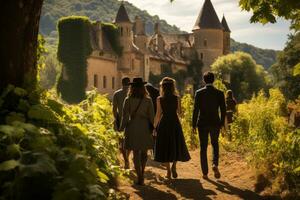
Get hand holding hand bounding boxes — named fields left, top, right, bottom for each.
left=153, top=129, right=157, bottom=137
left=192, top=128, right=197, bottom=134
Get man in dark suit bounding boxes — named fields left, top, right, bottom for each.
left=192, top=72, right=226, bottom=179
left=113, top=77, right=130, bottom=169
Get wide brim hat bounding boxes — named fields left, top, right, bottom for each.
left=129, top=77, right=147, bottom=86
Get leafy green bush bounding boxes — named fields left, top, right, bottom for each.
left=224, top=88, right=300, bottom=196
left=57, top=16, right=92, bottom=103
left=180, top=86, right=199, bottom=150
left=0, top=86, right=121, bottom=200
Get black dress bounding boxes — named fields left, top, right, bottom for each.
left=154, top=95, right=191, bottom=162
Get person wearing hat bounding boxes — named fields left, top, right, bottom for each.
left=119, top=77, right=155, bottom=185
left=113, top=77, right=131, bottom=169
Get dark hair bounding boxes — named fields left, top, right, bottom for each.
left=226, top=90, right=234, bottom=99
left=122, top=77, right=130, bottom=86
left=203, top=72, right=215, bottom=84
left=160, top=77, right=178, bottom=97
left=128, top=85, right=149, bottom=98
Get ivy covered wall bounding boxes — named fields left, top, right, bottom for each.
left=56, top=16, right=92, bottom=103
left=101, top=23, right=123, bottom=56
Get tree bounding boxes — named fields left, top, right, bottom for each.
left=0, top=1, right=44, bottom=93
left=239, top=0, right=300, bottom=30
left=211, top=52, right=268, bottom=102
left=39, top=53, right=60, bottom=90
left=270, top=32, right=300, bottom=100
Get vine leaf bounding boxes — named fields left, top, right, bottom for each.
left=0, top=159, right=20, bottom=171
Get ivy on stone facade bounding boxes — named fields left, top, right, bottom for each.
left=56, top=16, right=92, bottom=103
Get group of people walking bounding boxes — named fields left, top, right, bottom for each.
left=113, top=72, right=236, bottom=185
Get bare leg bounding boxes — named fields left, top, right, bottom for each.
left=171, top=161, right=178, bottom=178
left=133, top=150, right=143, bottom=185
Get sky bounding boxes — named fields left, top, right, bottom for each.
left=126, top=0, right=291, bottom=50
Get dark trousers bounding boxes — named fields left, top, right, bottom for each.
left=198, top=127, right=220, bottom=175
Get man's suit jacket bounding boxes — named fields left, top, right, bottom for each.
left=192, top=85, right=226, bottom=129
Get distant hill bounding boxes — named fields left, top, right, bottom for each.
left=231, top=39, right=278, bottom=69
left=40, top=0, right=278, bottom=69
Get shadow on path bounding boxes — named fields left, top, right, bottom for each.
left=206, top=179, right=264, bottom=199
left=132, top=184, right=177, bottom=200
left=167, top=178, right=215, bottom=200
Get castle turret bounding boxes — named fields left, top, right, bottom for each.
left=134, top=16, right=148, bottom=52
left=221, top=15, right=231, bottom=55
left=192, top=0, right=224, bottom=72
left=154, top=22, right=165, bottom=52
left=115, top=2, right=133, bottom=52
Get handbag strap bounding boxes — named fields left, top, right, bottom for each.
left=130, top=98, right=143, bottom=120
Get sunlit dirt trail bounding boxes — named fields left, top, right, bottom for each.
left=118, top=147, right=264, bottom=200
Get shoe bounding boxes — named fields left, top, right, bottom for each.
left=202, top=174, right=208, bottom=180
left=166, top=170, right=171, bottom=179
left=171, top=165, right=178, bottom=178
left=212, top=165, right=221, bottom=179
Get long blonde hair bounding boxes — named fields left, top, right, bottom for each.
left=159, top=77, right=179, bottom=97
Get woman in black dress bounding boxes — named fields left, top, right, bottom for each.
left=153, top=77, right=190, bottom=179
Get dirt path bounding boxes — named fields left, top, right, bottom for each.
left=118, top=146, right=264, bottom=200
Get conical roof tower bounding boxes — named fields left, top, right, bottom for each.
left=221, top=15, right=231, bottom=32
left=115, top=1, right=131, bottom=23
left=193, top=0, right=222, bottom=30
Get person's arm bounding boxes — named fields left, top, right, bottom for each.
left=154, top=98, right=162, bottom=128
left=148, top=98, right=155, bottom=125
left=219, top=92, right=226, bottom=127
left=112, top=93, right=119, bottom=131
left=192, top=92, right=200, bottom=129
left=119, top=98, right=130, bottom=131
left=112, top=93, right=118, bottom=119
left=177, top=96, right=182, bottom=116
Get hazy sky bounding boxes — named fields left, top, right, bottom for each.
left=126, top=0, right=291, bottom=50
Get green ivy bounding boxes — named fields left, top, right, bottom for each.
left=57, top=16, right=92, bottom=104
left=101, top=23, right=123, bottom=56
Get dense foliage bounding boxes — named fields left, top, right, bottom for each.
left=39, top=53, right=61, bottom=90
left=180, top=86, right=199, bottom=150
left=223, top=89, right=300, bottom=197
left=230, top=39, right=278, bottom=69
left=0, top=86, right=122, bottom=199
left=270, top=32, right=300, bottom=100
left=239, top=0, right=300, bottom=30
left=211, top=51, right=268, bottom=102
left=57, top=16, right=92, bottom=103
left=101, top=23, right=123, bottom=56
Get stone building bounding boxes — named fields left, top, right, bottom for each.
left=86, top=0, right=231, bottom=98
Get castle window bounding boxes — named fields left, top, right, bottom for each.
left=93, top=74, right=98, bottom=88
left=120, top=27, right=123, bottom=36
left=131, top=59, right=134, bottom=71
left=204, top=39, right=207, bottom=47
left=200, top=53, right=204, bottom=60
left=112, top=77, right=115, bottom=89
left=103, top=76, right=107, bottom=88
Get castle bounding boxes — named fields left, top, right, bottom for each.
left=86, top=0, right=231, bottom=97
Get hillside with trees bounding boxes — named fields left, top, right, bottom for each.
left=40, top=0, right=278, bottom=69
left=230, top=39, right=278, bottom=69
